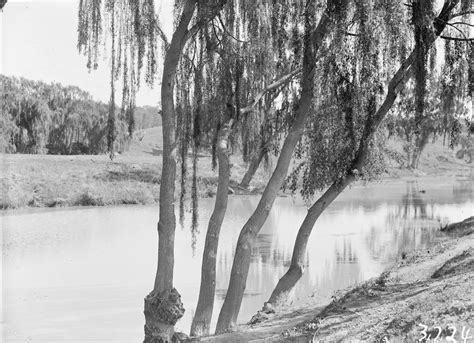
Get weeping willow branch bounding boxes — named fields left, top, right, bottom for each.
left=217, top=14, right=249, bottom=43
left=107, top=0, right=116, bottom=159
left=362, top=0, right=461, bottom=152
left=156, top=21, right=170, bottom=50
left=185, top=2, right=227, bottom=42
left=412, top=0, right=435, bottom=150
left=78, top=0, right=158, bottom=147
left=240, top=68, right=302, bottom=114
left=436, top=17, right=471, bottom=39
left=344, top=31, right=361, bottom=37
left=448, top=21, right=474, bottom=27
left=449, top=10, right=474, bottom=19
left=440, top=35, right=474, bottom=40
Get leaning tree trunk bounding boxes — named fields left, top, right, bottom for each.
left=215, top=4, right=332, bottom=333
left=190, top=119, right=233, bottom=337
left=239, top=115, right=282, bottom=190
left=410, top=133, right=429, bottom=169
left=239, top=148, right=265, bottom=189
left=144, top=1, right=196, bottom=342
left=266, top=179, right=352, bottom=305
left=266, top=0, right=458, bottom=306
left=410, top=148, right=421, bottom=169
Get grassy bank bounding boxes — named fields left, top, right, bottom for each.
left=1, top=154, right=162, bottom=209
left=1, top=126, right=471, bottom=210
left=0, top=152, right=270, bottom=210
left=0, top=126, right=270, bottom=209
left=199, top=217, right=474, bottom=342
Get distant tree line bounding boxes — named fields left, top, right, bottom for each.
left=0, top=75, right=161, bottom=154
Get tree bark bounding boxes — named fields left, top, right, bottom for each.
left=239, top=68, right=301, bottom=115
left=240, top=113, right=282, bottom=190
left=190, top=119, right=233, bottom=337
left=239, top=147, right=265, bottom=189
left=410, top=132, right=429, bottom=169
left=266, top=0, right=459, bottom=308
left=215, top=3, right=332, bottom=333
left=144, top=1, right=197, bottom=342
left=266, top=179, right=352, bottom=305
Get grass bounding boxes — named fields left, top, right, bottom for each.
left=0, top=153, right=162, bottom=209
left=0, top=128, right=270, bottom=209
left=1, top=127, right=471, bottom=210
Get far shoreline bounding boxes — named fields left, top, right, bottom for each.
left=2, top=167, right=472, bottom=214
left=1, top=133, right=473, bottom=211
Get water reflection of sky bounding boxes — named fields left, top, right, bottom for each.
left=1, top=178, right=473, bottom=341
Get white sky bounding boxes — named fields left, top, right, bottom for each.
left=1, top=0, right=174, bottom=106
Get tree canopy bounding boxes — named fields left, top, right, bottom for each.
left=0, top=75, right=160, bottom=154
left=75, top=0, right=473, bottom=340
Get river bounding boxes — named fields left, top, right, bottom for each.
left=2, top=177, right=473, bottom=342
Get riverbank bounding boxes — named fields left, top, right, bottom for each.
left=1, top=127, right=471, bottom=210
left=198, top=216, right=474, bottom=342
left=0, top=152, right=268, bottom=209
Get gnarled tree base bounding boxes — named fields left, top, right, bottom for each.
left=144, top=288, right=185, bottom=343
left=267, top=264, right=304, bottom=306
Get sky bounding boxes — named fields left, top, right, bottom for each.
left=1, top=0, right=173, bottom=106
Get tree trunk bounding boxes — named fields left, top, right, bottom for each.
left=410, top=148, right=420, bottom=169
left=265, top=57, right=415, bottom=305
left=190, top=118, right=233, bottom=336
left=240, top=126, right=280, bottom=189
left=144, top=2, right=197, bottom=342
left=411, top=133, right=428, bottom=169
left=239, top=148, right=265, bottom=189
left=266, top=179, right=352, bottom=305
left=215, top=4, right=332, bottom=333
left=266, top=0, right=458, bottom=310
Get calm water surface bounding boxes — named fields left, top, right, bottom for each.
left=2, top=178, right=473, bottom=342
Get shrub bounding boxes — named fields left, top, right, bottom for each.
left=75, top=190, right=104, bottom=206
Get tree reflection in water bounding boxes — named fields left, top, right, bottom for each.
left=4, top=180, right=473, bottom=339
left=453, top=179, right=473, bottom=201
left=366, top=181, right=443, bottom=265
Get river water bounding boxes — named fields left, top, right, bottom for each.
left=2, top=177, right=473, bottom=342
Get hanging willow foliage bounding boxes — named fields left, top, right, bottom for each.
left=412, top=0, right=436, bottom=139
left=237, top=0, right=304, bottom=164
left=77, top=0, right=157, bottom=155
left=171, top=0, right=307, bottom=240
left=470, top=42, right=474, bottom=98
left=285, top=0, right=411, bottom=201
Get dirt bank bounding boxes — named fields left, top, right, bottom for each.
left=196, top=217, right=473, bottom=342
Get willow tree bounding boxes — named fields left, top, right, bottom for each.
left=0, top=75, right=114, bottom=154
left=172, top=1, right=304, bottom=336
left=214, top=0, right=348, bottom=333
left=389, top=72, right=468, bottom=168
left=265, top=0, right=470, bottom=308
left=235, top=2, right=303, bottom=191
left=78, top=0, right=150, bottom=159
left=439, top=30, right=471, bottom=147
left=78, top=0, right=229, bottom=341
